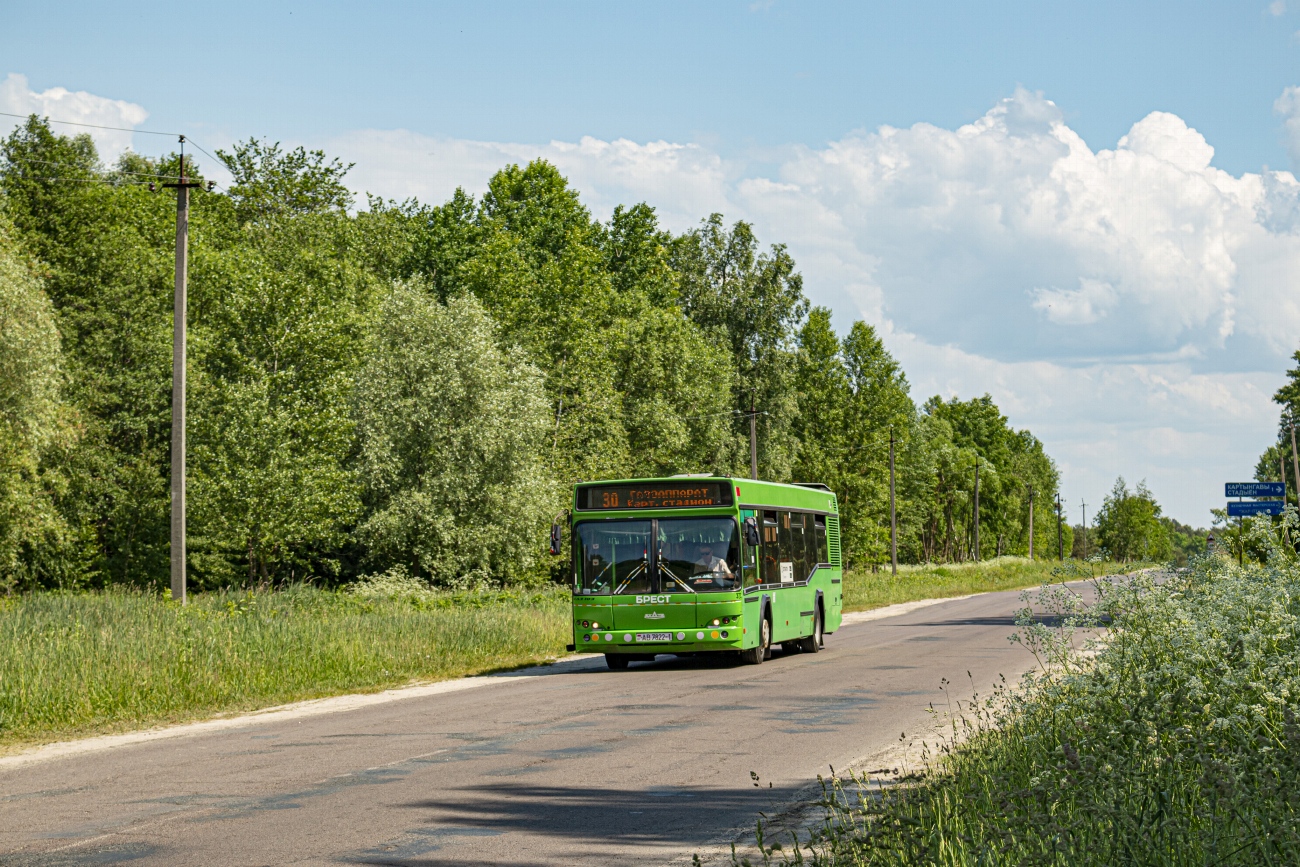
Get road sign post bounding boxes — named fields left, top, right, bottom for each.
left=1224, top=482, right=1288, bottom=566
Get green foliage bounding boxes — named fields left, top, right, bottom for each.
left=354, top=285, right=552, bottom=587
left=1, top=118, right=184, bottom=586
left=1094, top=476, right=1171, bottom=561
left=673, top=214, right=806, bottom=480
left=188, top=211, right=375, bottom=587
left=763, top=520, right=1300, bottom=865
left=0, top=215, right=94, bottom=590
left=0, top=120, right=1074, bottom=588
left=217, top=138, right=354, bottom=224
left=1162, top=516, right=1209, bottom=567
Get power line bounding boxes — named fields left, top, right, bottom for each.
left=0, top=110, right=178, bottom=137
left=184, top=139, right=223, bottom=170
left=8, top=155, right=189, bottom=181
left=2, top=111, right=227, bottom=173
left=5, top=175, right=145, bottom=185
left=7, top=171, right=224, bottom=193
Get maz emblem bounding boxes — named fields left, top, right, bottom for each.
left=644, top=611, right=665, bottom=620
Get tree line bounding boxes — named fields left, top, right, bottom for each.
left=0, top=117, right=1072, bottom=591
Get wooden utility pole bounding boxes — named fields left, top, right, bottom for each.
left=1028, top=486, right=1034, bottom=560
left=889, top=429, right=897, bottom=576
left=973, top=462, right=980, bottom=562
left=163, top=137, right=203, bottom=604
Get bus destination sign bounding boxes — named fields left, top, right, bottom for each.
left=579, top=482, right=732, bottom=511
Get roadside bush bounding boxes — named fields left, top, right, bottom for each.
left=764, top=511, right=1300, bottom=866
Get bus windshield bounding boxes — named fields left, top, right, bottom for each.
left=576, top=521, right=651, bottom=596
left=657, top=518, right=739, bottom=593
left=574, top=518, right=740, bottom=595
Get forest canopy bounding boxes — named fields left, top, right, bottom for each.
left=0, top=117, right=1069, bottom=590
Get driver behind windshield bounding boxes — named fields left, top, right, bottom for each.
left=692, top=543, right=736, bottom=588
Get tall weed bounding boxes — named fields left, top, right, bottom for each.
left=754, top=513, right=1300, bottom=866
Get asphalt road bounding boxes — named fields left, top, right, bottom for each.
left=0, top=587, right=1052, bottom=867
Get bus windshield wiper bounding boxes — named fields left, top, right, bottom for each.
left=658, top=563, right=696, bottom=593
left=614, top=559, right=649, bottom=595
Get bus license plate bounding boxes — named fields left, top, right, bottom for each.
left=635, top=632, right=673, bottom=642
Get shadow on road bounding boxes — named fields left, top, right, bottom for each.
left=902, top=614, right=1067, bottom=628
left=341, top=780, right=810, bottom=867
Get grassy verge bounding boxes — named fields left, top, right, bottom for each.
left=762, top=534, right=1300, bottom=864
left=0, top=583, right=569, bottom=751
left=0, top=557, right=1143, bottom=752
left=841, top=556, right=1135, bottom=614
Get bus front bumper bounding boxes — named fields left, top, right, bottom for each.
left=575, top=630, right=745, bottom=653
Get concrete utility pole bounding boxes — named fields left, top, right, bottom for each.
left=747, top=393, right=758, bottom=481
left=163, top=137, right=203, bottom=604
left=973, top=462, right=980, bottom=562
left=1080, top=500, right=1088, bottom=560
left=1028, top=486, right=1034, bottom=560
left=889, top=429, right=897, bottom=576
left=1282, top=452, right=1292, bottom=548
left=1291, top=423, right=1299, bottom=508
left=1057, top=493, right=1064, bottom=560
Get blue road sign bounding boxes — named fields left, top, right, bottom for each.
left=1227, top=501, right=1284, bottom=517
left=1225, top=482, right=1286, bottom=498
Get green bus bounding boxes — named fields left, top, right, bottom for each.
left=554, top=476, right=843, bottom=669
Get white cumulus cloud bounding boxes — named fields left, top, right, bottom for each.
left=0, top=73, right=148, bottom=158
left=330, top=87, right=1300, bottom=523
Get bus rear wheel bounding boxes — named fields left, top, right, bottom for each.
left=797, top=608, right=823, bottom=654
left=605, top=654, right=630, bottom=671
left=741, top=616, right=770, bottom=665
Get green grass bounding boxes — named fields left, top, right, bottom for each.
left=0, top=584, right=570, bottom=751
left=840, top=556, right=1134, bottom=614
left=0, top=557, right=1145, bottom=753
left=757, top=523, right=1300, bottom=865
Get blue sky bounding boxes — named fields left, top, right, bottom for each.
left=5, top=2, right=1298, bottom=174
left=5, top=1, right=1300, bottom=526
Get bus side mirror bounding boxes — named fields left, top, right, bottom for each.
left=743, top=516, right=760, bottom=548
left=550, top=523, right=562, bottom=556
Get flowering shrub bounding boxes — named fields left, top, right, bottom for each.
left=755, top=511, right=1300, bottom=866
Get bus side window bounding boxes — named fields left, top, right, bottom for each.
left=814, top=516, right=829, bottom=565
left=790, top=512, right=808, bottom=581
left=799, top=512, right=818, bottom=575
left=761, top=511, right=779, bottom=585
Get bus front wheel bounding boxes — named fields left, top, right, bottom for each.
left=741, top=616, right=770, bottom=665
left=605, top=654, right=630, bottom=671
